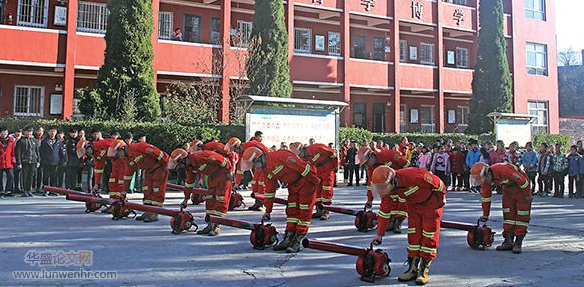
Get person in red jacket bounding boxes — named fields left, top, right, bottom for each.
left=358, top=146, right=411, bottom=233
left=169, top=148, right=233, bottom=236
left=290, top=142, right=338, bottom=220
left=240, top=147, right=319, bottom=253
left=108, top=140, right=169, bottom=222
left=470, top=162, right=532, bottom=254
left=370, top=166, right=446, bottom=285
left=449, top=147, right=465, bottom=191
left=0, top=127, right=16, bottom=196
left=225, top=137, right=270, bottom=211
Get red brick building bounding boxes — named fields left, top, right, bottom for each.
left=0, top=0, right=559, bottom=134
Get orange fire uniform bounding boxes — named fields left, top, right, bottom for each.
left=122, top=143, right=169, bottom=206
left=90, top=138, right=113, bottom=191
left=185, top=150, right=233, bottom=217
left=262, top=150, right=319, bottom=236
left=377, top=168, right=446, bottom=260
left=235, top=141, right=270, bottom=195
left=366, top=149, right=410, bottom=220
left=481, top=163, right=532, bottom=237
left=302, top=143, right=338, bottom=205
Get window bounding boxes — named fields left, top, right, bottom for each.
left=400, top=104, right=407, bottom=132
left=525, top=0, right=545, bottom=20
left=399, top=40, right=408, bottom=63
left=236, top=20, right=253, bottom=47
left=184, top=15, right=202, bottom=43
left=526, top=42, right=548, bottom=75
left=14, top=86, right=43, bottom=117
left=420, top=106, right=435, bottom=133
left=448, top=0, right=468, bottom=5
left=373, top=37, right=385, bottom=61
left=457, top=106, right=469, bottom=125
left=353, top=103, right=367, bottom=129
left=353, top=35, right=367, bottom=59
left=420, top=43, right=435, bottom=65
left=529, top=101, right=548, bottom=134
left=373, top=103, right=386, bottom=133
left=77, top=2, right=109, bottom=34
left=456, top=47, right=469, bottom=68
left=328, top=32, right=341, bottom=56
left=17, top=0, right=48, bottom=28
left=294, top=28, right=312, bottom=53
left=210, top=17, right=221, bottom=44
left=0, top=1, right=5, bottom=24
left=158, top=12, right=174, bottom=40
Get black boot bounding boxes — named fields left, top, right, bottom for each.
left=513, top=235, right=525, bottom=254
left=393, top=218, right=405, bottom=234
left=312, top=205, right=323, bottom=219
left=197, top=224, right=215, bottom=235
left=319, top=210, right=330, bottom=220
left=273, top=232, right=293, bottom=251
left=386, top=217, right=396, bottom=232
left=286, top=234, right=303, bottom=253
left=248, top=199, right=265, bottom=211
left=398, top=257, right=420, bottom=282
left=496, top=233, right=514, bottom=251
left=416, top=258, right=433, bottom=285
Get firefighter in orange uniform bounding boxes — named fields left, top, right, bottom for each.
left=240, top=147, right=319, bottom=253
left=470, top=162, right=532, bottom=254
left=108, top=140, right=169, bottom=222
left=290, top=142, right=338, bottom=220
left=370, top=166, right=446, bottom=285
left=76, top=136, right=114, bottom=193
left=169, top=149, right=233, bottom=236
left=357, top=146, right=411, bottom=233
left=225, top=137, right=270, bottom=211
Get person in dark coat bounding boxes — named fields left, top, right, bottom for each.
left=39, top=127, right=65, bottom=195
left=15, top=127, right=40, bottom=197
left=63, top=129, right=82, bottom=190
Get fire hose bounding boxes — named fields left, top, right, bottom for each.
left=206, top=215, right=278, bottom=250
left=441, top=220, right=495, bottom=250
left=166, top=183, right=209, bottom=205
left=44, top=186, right=104, bottom=213
left=302, top=238, right=390, bottom=283
left=252, top=194, right=377, bottom=232
left=66, top=194, right=135, bottom=219
left=122, top=201, right=198, bottom=234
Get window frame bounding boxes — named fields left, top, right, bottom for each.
left=524, top=0, right=546, bottom=21
left=420, top=105, right=435, bottom=133
left=526, top=42, right=548, bottom=76
left=457, top=106, right=470, bottom=126
left=328, top=31, right=341, bottom=56
left=236, top=20, right=253, bottom=47
left=210, top=17, right=221, bottom=44
left=77, top=1, right=110, bottom=34
left=352, top=102, right=367, bottom=129
left=420, top=42, right=435, bottom=65
left=17, top=0, right=49, bottom=28
left=294, top=27, right=312, bottom=54
left=528, top=101, right=549, bottom=134
left=372, top=37, right=385, bottom=61
left=399, top=40, right=408, bottom=63
left=158, top=11, right=174, bottom=40
left=456, top=47, right=470, bottom=68
left=184, top=14, right=202, bottom=43
left=13, top=85, right=44, bottom=117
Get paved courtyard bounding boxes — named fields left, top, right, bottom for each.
left=1, top=185, right=584, bottom=286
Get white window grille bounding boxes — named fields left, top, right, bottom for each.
left=456, top=47, right=469, bottom=68
left=77, top=1, right=109, bottom=34
left=457, top=106, right=469, bottom=125
left=328, top=31, right=341, bottom=56
left=17, top=0, right=48, bottom=28
left=529, top=101, right=548, bottom=134
left=294, top=28, right=312, bottom=53
left=399, top=40, right=408, bottom=63
left=526, top=42, right=548, bottom=75
left=158, top=11, right=174, bottom=40
left=236, top=20, right=253, bottom=47
left=420, top=43, right=435, bottom=65
left=14, top=86, right=44, bottom=117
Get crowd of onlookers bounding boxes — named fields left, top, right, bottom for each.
left=338, top=137, right=584, bottom=198
left=0, top=126, right=145, bottom=197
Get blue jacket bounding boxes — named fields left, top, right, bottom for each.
left=40, top=138, right=65, bottom=166
left=521, top=150, right=539, bottom=173
left=567, top=154, right=584, bottom=176
left=466, top=148, right=481, bottom=168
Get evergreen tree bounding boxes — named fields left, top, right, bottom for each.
left=247, top=0, right=292, bottom=98
left=467, top=0, right=513, bottom=134
left=82, top=0, right=160, bottom=121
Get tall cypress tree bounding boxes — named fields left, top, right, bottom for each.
left=87, top=0, right=160, bottom=121
left=467, top=0, right=513, bottom=134
left=247, top=0, right=292, bottom=98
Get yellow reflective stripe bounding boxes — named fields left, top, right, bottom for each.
left=404, top=186, right=419, bottom=196
left=287, top=203, right=297, bottom=208
left=394, top=211, right=408, bottom=217
left=482, top=197, right=492, bottom=202
left=312, top=153, right=321, bottom=162
left=322, top=185, right=332, bottom=191
left=99, top=150, right=106, bottom=158
left=202, top=195, right=213, bottom=200
left=407, top=245, right=421, bottom=251
left=515, top=221, right=529, bottom=226
left=504, top=220, right=516, bottom=225
left=157, top=152, right=164, bottom=161
left=123, top=176, right=133, bottom=180
left=390, top=194, right=399, bottom=199
left=108, top=179, right=116, bottom=183
left=404, top=160, right=411, bottom=168
left=153, top=187, right=160, bottom=192
left=407, top=228, right=416, bottom=234
left=520, top=180, right=529, bottom=189
left=298, top=220, right=311, bottom=226
left=198, top=164, right=207, bottom=171
left=517, top=210, right=530, bottom=216
left=286, top=218, right=300, bottom=224
left=502, top=208, right=510, bottom=213
left=109, top=192, right=121, bottom=196
left=301, top=164, right=311, bottom=177
left=378, top=211, right=391, bottom=219
left=434, top=180, right=444, bottom=192
left=94, top=169, right=104, bottom=174
left=501, top=179, right=510, bottom=184
left=236, top=170, right=244, bottom=175
left=386, top=161, right=393, bottom=167
left=221, top=159, right=228, bottom=167
left=143, top=200, right=154, bottom=205
left=215, top=196, right=225, bottom=201
left=212, top=210, right=226, bottom=217
left=422, top=231, right=435, bottom=238
left=272, top=165, right=284, bottom=175
left=299, top=204, right=309, bottom=210
left=264, top=193, right=275, bottom=198
left=184, top=183, right=195, bottom=188
left=250, top=180, right=257, bottom=184
left=133, top=155, right=143, bottom=164
left=117, top=180, right=124, bottom=184
left=319, top=198, right=332, bottom=203
left=420, top=247, right=437, bottom=254
left=258, top=181, right=265, bottom=186
left=266, top=174, right=273, bottom=179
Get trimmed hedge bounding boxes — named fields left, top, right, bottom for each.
left=0, top=118, right=245, bottom=153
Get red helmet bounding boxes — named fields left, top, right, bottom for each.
left=225, top=137, right=242, bottom=153
left=107, top=139, right=126, bottom=157
left=168, top=148, right=188, bottom=170
left=188, top=139, right=203, bottom=153
left=357, top=147, right=372, bottom=165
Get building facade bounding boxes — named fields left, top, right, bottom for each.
left=0, top=0, right=559, bottom=133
